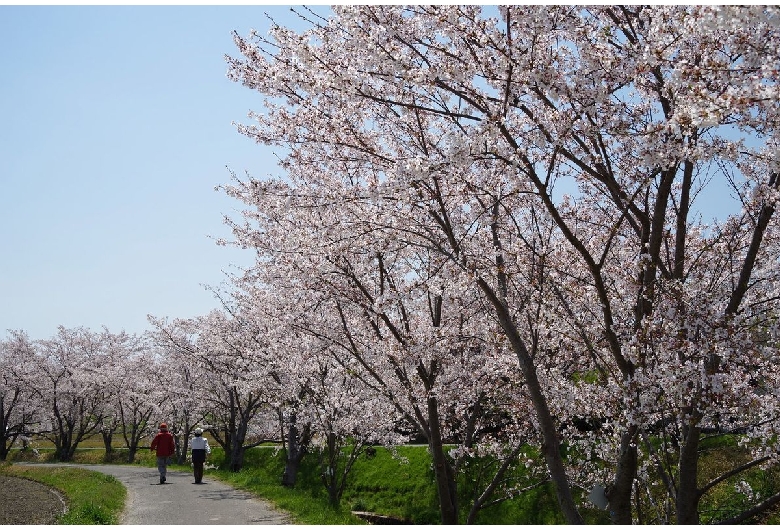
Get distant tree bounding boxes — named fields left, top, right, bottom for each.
left=112, top=339, right=168, bottom=463
left=151, top=312, right=279, bottom=472
left=33, top=327, right=113, bottom=461
left=0, top=331, right=39, bottom=460
left=91, top=330, right=141, bottom=458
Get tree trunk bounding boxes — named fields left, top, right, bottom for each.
left=55, top=425, right=73, bottom=462
left=282, top=455, right=300, bottom=487
left=0, top=398, right=14, bottom=460
left=172, top=430, right=185, bottom=464
left=676, top=425, right=701, bottom=524
left=125, top=424, right=141, bottom=463
left=282, top=420, right=304, bottom=486
left=607, top=427, right=637, bottom=524
left=427, top=395, right=458, bottom=524
left=477, top=278, right=583, bottom=524
left=323, top=432, right=339, bottom=506
left=101, top=429, right=113, bottom=456
left=230, top=441, right=246, bottom=472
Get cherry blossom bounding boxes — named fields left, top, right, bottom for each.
left=226, top=5, right=780, bottom=524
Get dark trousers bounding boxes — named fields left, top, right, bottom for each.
left=192, top=448, right=206, bottom=483
left=193, top=461, right=204, bottom=483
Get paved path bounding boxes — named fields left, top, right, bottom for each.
left=22, top=463, right=290, bottom=525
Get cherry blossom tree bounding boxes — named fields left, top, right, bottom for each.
left=32, top=327, right=117, bottom=461
left=111, top=338, right=170, bottom=463
left=226, top=5, right=780, bottom=524
left=90, top=330, right=144, bottom=458
left=150, top=311, right=282, bottom=471
left=203, top=294, right=320, bottom=485
left=234, top=284, right=410, bottom=503
left=219, top=167, right=555, bottom=523
left=142, top=335, right=215, bottom=466
left=0, top=331, right=39, bottom=460
left=222, top=294, right=314, bottom=487
left=265, top=325, right=400, bottom=505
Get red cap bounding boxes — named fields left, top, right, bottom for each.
left=159, top=423, right=168, bottom=430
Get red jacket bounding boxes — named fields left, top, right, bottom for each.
left=151, top=430, right=176, bottom=457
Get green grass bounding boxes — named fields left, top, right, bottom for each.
left=0, top=463, right=126, bottom=524
left=208, top=445, right=439, bottom=524
left=210, top=446, right=365, bottom=524
left=344, top=446, right=440, bottom=523
left=209, top=444, right=609, bottom=524
left=6, top=441, right=194, bottom=470
left=10, top=433, right=780, bottom=525
left=696, top=440, right=780, bottom=525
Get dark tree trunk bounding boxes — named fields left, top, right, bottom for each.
left=282, top=422, right=302, bottom=486
left=427, top=395, right=458, bottom=525
left=676, top=425, right=701, bottom=524
left=54, top=423, right=74, bottom=462
left=607, top=427, right=637, bottom=524
left=320, top=431, right=364, bottom=507
left=229, top=441, right=246, bottom=472
left=101, top=428, right=114, bottom=455
left=282, top=417, right=310, bottom=486
left=173, top=419, right=195, bottom=465
left=0, top=396, right=19, bottom=461
left=477, top=278, right=584, bottom=524
left=323, top=432, right=340, bottom=506
left=125, top=424, right=141, bottom=464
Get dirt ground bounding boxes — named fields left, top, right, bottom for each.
left=0, top=475, right=65, bottom=524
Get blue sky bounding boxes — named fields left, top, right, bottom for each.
left=1, top=5, right=325, bottom=340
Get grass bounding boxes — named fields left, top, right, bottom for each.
left=210, top=444, right=610, bottom=525
left=8, top=433, right=780, bottom=525
left=7, top=441, right=188, bottom=468
left=344, top=445, right=440, bottom=523
left=4, top=440, right=610, bottom=524
left=0, top=463, right=126, bottom=524
left=696, top=439, right=780, bottom=525
left=207, top=445, right=441, bottom=524
left=210, top=446, right=365, bottom=524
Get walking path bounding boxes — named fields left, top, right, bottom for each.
left=23, top=463, right=291, bottom=525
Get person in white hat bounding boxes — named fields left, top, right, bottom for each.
left=190, top=428, right=211, bottom=484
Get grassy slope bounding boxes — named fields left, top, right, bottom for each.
left=7, top=434, right=780, bottom=524
left=0, top=463, right=126, bottom=524
left=209, top=444, right=607, bottom=524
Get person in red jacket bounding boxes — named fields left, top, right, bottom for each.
left=150, top=422, right=176, bottom=484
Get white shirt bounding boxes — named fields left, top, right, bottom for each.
left=191, top=436, right=211, bottom=453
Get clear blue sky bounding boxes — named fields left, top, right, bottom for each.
left=0, top=5, right=325, bottom=340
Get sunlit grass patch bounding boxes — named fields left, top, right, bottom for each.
left=0, top=464, right=126, bottom=524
